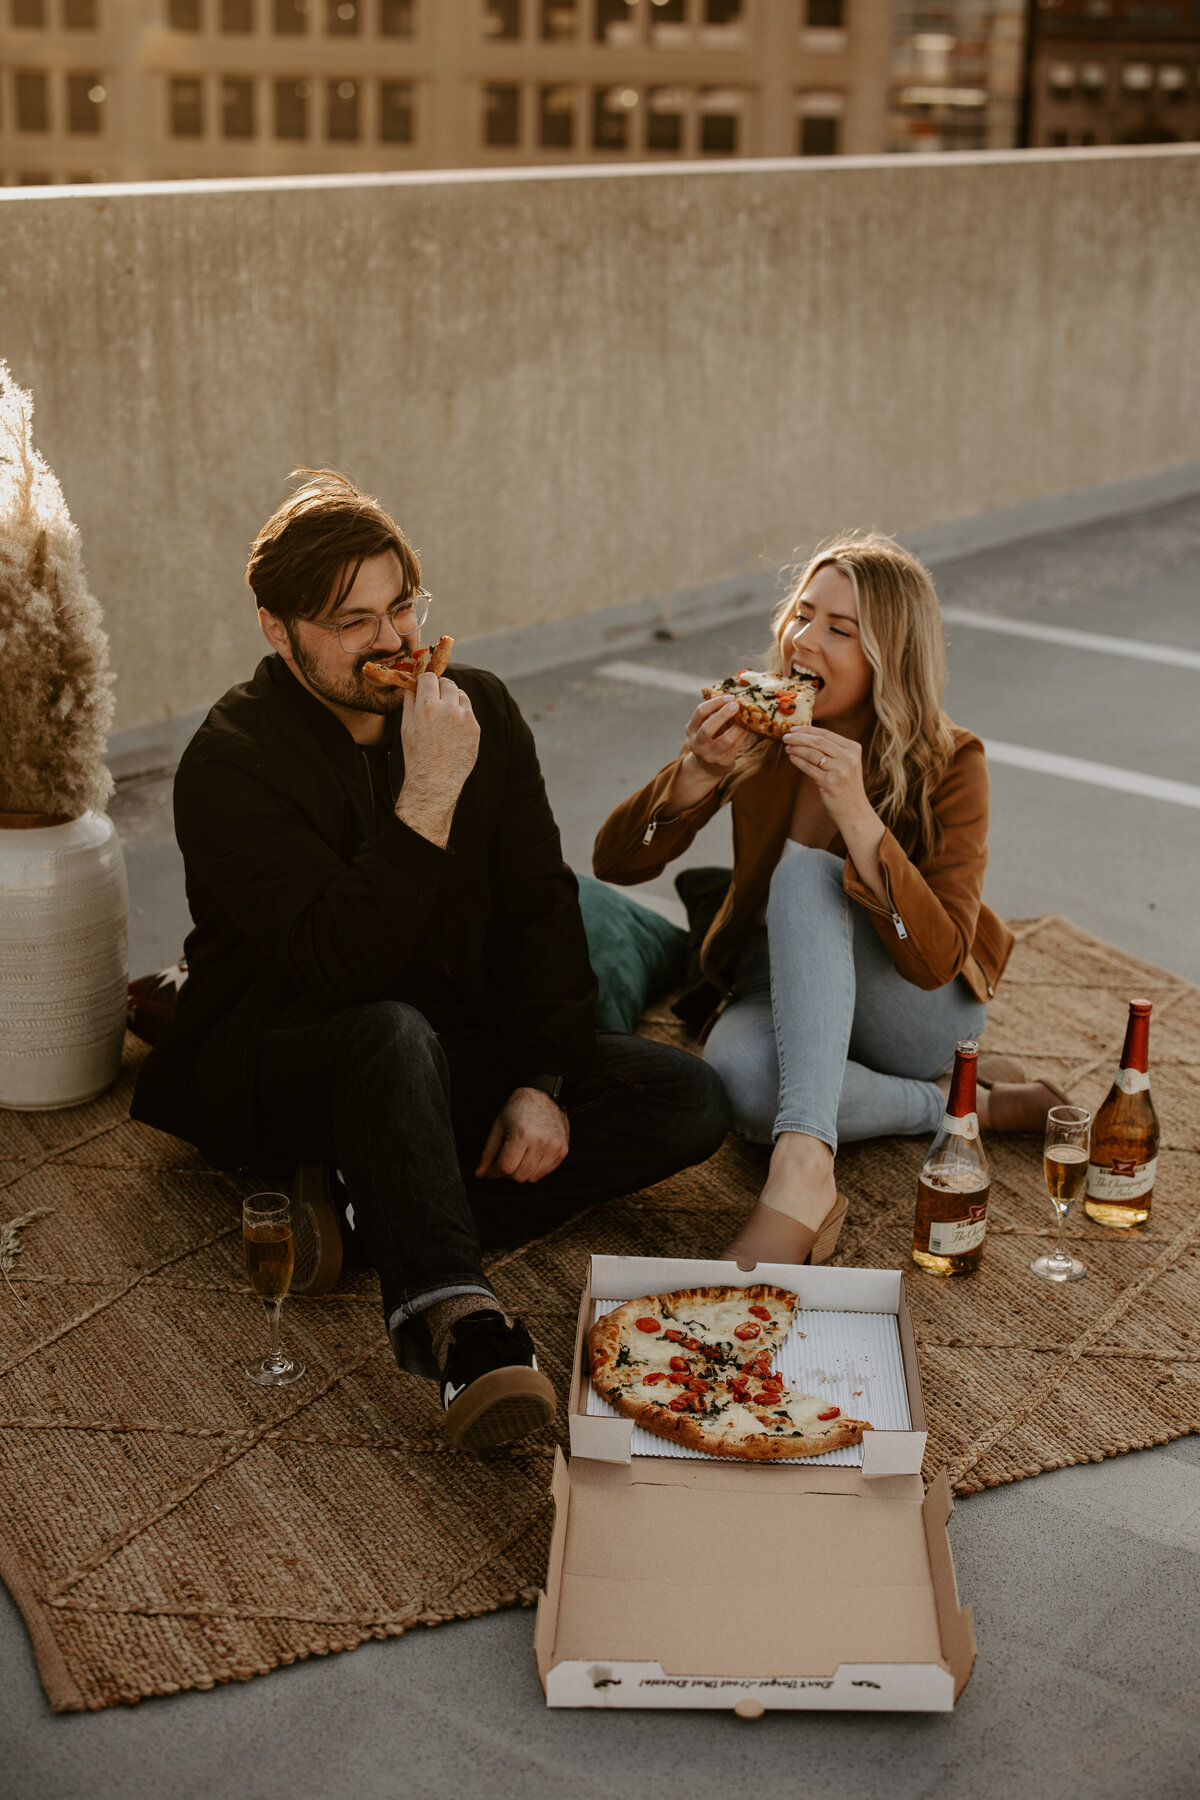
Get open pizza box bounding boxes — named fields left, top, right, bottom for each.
left=534, top=1254, right=976, bottom=1714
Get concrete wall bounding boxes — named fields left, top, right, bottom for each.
left=1, top=147, right=1198, bottom=734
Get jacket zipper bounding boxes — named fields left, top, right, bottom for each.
left=856, top=872, right=908, bottom=941
left=642, top=815, right=659, bottom=846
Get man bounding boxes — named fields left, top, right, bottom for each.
left=132, top=470, right=729, bottom=1451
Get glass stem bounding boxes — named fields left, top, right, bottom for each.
left=264, top=1298, right=283, bottom=1366
left=1052, top=1203, right=1068, bottom=1265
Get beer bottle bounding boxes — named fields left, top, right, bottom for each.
left=911, top=1040, right=990, bottom=1275
left=1084, top=999, right=1159, bottom=1228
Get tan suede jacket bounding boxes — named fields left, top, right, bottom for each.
left=593, top=724, right=1013, bottom=1008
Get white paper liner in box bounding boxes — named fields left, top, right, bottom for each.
left=587, top=1303, right=911, bottom=1464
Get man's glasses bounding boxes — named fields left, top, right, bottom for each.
left=307, top=590, right=432, bottom=656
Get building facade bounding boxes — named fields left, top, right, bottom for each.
left=888, top=1, right=1026, bottom=151
left=1027, top=0, right=1200, bottom=148
left=0, top=0, right=893, bottom=186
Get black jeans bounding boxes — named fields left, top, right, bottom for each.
left=253, top=998, right=731, bottom=1373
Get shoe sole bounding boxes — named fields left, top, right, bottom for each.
left=444, top=1366, right=557, bottom=1453
left=808, top=1190, right=849, bottom=1266
left=288, top=1165, right=344, bottom=1298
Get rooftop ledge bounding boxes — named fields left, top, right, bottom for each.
left=1, top=140, right=1197, bottom=203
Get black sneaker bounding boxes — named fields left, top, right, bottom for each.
left=287, top=1164, right=344, bottom=1297
left=440, top=1313, right=556, bottom=1452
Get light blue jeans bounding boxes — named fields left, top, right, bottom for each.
left=703, top=845, right=987, bottom=1153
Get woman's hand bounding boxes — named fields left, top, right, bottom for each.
left=665, top=697, right=752, bottom=815
left=783, top=726, right=873, bottom=827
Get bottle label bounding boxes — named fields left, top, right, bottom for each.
left=940, top=1111, right=979, bottom=1140
left=1114, top=1066, right=1150, bottom=1095
left=929, top=1215, right=987, bottom=1255
left=1086, top=1156, right=1157, bottom=1201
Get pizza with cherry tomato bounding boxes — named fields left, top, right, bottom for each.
left=362, top=634, right=454, bottom=690
left=700, top=669, right=820, bottom=740
left=588, top=1285, right=871, bottom=1461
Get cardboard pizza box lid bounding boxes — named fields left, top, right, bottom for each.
left=534, top=1254, right=977, bottom=1713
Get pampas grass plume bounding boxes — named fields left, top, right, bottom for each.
left=0, top=363, right=114, bottom=817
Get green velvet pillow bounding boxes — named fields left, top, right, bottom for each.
left=576, top=875, right=689, bottom=1035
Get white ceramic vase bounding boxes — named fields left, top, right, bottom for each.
left=0, top=812, right=130, bottom=1110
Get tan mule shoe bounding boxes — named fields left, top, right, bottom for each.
left=725, top=1190, right=849, bottom=1271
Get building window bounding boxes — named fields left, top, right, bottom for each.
left=539, top=83, right=575, bottom=148
left=540, top=0, right=575, bottom=39
left=11, top=1, right=47, bottom=25
left=485, top=0, right=520, bottom=38
left=274, top=76, right=309, bottom=135
left=806, top=0, right=843, bottom=25
left=1047, top=63, right=1073, bottom=102
left=327, top=77, right=358, bottom=137
left=16, top=70, right=50, bottom=131
left=705, top=0, right=742, bottom=21
left=594, top=0, right=636, bottom=47
left=484, top=83, right=520, bottom=146
left=221, top=0, right=254, bottom=30
left=699, top=89, right=739, bottom=154
left=273, top=0, right=308, bottom=33
left=378, top=0, right=413, bottom=33
left=169, top=75, right=204, bottom=134
left=327, top=0, right=357, bottom=33
left=168, top=0, right=202, bottom=28
left=593, top=84, right=634, bottom=148
left=1122, top=64, right=1153, bottom=93
left=222, top=75, right=254, bottom=134
left=1049, top=129, right=1069, bottom=147
left=1079, top=63, right=1106, bottom=102
left=67, top=72, right=104, bottom=131
left=646, top=85, right=685, bottom=152
left=64, top=0, right=99, bottom=26
left=799, top=113, right=838, bottom=155
left=1159, top=66, right=1187, bottom=103
left=1079, top=129, right=1097, bottom=145
left=379, top=78, right=413, bottom=141
left=649, top=0, right=686, bottom=46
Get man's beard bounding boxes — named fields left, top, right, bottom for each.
left=285, top=625, right=405, bottom=716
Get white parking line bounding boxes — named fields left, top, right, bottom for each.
left=981, top=741, right=1200, bottom=809
left=595, top=661, right=1200, bottom=811
left=941, top=607, right=1200, bottom=670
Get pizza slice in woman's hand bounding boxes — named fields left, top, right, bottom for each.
left=701, top=669, right=822, bottom=739
left=362, top=635, right=454, bottom=690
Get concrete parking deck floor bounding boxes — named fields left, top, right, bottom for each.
left=4, top=495, right=1199, bottom=1800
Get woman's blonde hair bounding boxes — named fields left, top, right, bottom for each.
left=734, top=532, right=956, bottom=858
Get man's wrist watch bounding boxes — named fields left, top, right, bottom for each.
left=524, top=1073, right=566, bottom=1107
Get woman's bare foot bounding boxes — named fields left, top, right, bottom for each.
left=760, top=1130, right=837, bottom=1229
left=723, top=1131, right=839, bottom=1267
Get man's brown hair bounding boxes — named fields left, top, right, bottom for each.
left=246, top=469, right=421, bottom=623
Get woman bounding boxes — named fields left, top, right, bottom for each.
left=593, top=534, right=1066, bottom=1266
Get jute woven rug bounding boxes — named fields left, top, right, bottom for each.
left=0, top=914, right=1196, bottom=1712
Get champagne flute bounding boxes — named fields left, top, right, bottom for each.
left=242, top=1193, right=305, bottom=1386
left=1031, top=1106, right=1091, bottom=1283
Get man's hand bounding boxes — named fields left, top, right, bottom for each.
left=394, top=672, right=480, bottom=848
left=475, top=1087, right=569, bottom=1184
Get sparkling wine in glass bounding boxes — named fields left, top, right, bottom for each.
left=243, top=1193, right=305, bottom=1387
left=1031, top=1106, right=1091, bottom=1284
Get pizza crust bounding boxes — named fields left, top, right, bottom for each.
left=362, top=634, right=454, bottom=690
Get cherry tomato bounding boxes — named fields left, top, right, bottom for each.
left=635, top=1317, right=660, bottom=1333
left=669, top=1356, right=689, bottom=1372
left=669, top=1397, right=690, bottom=1412
left=685, top=1337, right=702, bottom=1351
left=817, top=1407, right=841, bottom=1421
left=748, top=1305, right=771, bottom=1321
left=687, top=1378, right=710, bottom=1394
left=690, top=1396, right=705, bottom=1412
left=734, top=1323, right=761, bottom=1341
left=662, top=1329, right=684, bottom=1343
left=642, top=1372, right=665, bottom=1385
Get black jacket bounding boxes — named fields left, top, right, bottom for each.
left=130, top=654, right=597, bottom=1166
